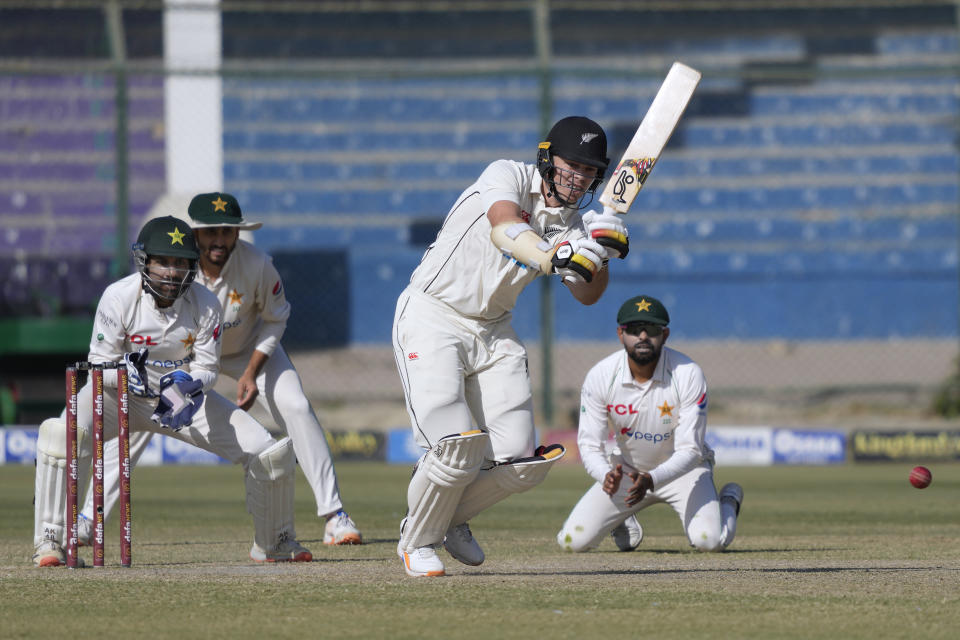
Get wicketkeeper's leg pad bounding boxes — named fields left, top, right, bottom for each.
left=400, top=430, right=488, bottom=552
left=451, top=444, right=565, bottom=525
left=245, top=437, right=296, bottom=551
left=34, top=418, right=90, bottom=547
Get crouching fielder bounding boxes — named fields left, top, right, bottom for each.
left=32, top=217, right=310, bottom=566
left=557, top=294, right=743, bottom=553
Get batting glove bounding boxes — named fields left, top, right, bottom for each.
left=582, top=206, right=629, bottom=259
left=551, top=237, right=605, bottom=284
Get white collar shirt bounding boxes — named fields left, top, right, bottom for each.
left=409, top=159, right=587, bottom=321
left=195, top=239, right=290, bottom=358
left=88, top=273, right=223, bottom=392
left=577, top=345, right=711, bottom=489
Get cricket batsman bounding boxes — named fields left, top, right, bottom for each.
left=392, top=116, right=631, bottom=576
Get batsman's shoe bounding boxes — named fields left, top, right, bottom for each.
left=611, top=514, right=643, bottom=552
left=719, top=482, right=744, bottom=516
left=443, top=522, right=485, bottom=566
left=76, top=514, right=93, bottom=548
left=250, top=534, right=313, bottom=563
left=32, top=540, right=84, bottom=568
left=398, top=542, right=446, bottom=578
left=323, top=510, right=362, bottom=546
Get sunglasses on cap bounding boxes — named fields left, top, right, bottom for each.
left=620, top=323, right=665, bottom=337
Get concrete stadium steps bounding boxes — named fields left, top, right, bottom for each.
left=215, top=4, right=954, bottom=61
left=222, top=125, right=539, bottom=153
left=222, top=96, right=955, bottom=145
left=342, top=243, right=957, bottom=343
left=877, top=29, right=959, bottom=55
left=0, top=187, right=160, bottom=217
left=0, top=157, right=164, bottom=182
left=222, top=179, right=959, bottom=217
left=249, top=212, right=957, bottom=251
left=0, top=255, right=113, bottom=316
left=0, top=219, right=132, bottom=256
left=223, top=145, right=959, bottom=183
left=0, top=74, right=164, bottom=255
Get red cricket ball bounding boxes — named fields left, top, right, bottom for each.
left=909, top=465, right=932, bottom=489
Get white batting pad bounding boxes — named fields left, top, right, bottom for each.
left=400, top=430, right=488, bottom=552
left=245, top=436, right=296, bottom=550
left=451, top=444, right=565, bottom=525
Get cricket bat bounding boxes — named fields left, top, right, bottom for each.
left=599, top=61, right=701, bottom=214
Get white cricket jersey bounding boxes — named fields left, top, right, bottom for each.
left=195, top=239, right=290, bottom=358
left=578, top=346, right=711, bottom=489
left=88, top=273, right=222, bottom=392
left=408, top=159, right=589, bottom=321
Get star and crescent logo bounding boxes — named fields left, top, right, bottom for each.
left=228, top=289, right=244, bottom=306
left=658, top=401, right=673, bottom=417
left=180, top=333, right=196, bottom=350
left=167, top=226, right=186, bottom=246
left=636, top=298, right=652, bottom=312
left=212, top=196, right=228, bottom=212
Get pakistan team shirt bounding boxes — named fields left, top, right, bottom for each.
left=578, top=346, right=711, bottom=490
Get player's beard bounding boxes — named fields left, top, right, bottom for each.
left=204, top=242, right=233, bottom=267
left=626, top=339, right=662, bottom=367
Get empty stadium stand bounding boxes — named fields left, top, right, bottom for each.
left=1, top=3, right=957, bottom=356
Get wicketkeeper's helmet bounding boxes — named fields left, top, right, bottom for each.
left=132, top=216, right=199, bottom=302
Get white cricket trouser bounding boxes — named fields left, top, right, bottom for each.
left=557, top=462, right=738, bottom=552
left=392, top=287, right=536, bottom=461
left=35, top=379, right=278, bottom=547
left=83, top=344, right=343, bottom=521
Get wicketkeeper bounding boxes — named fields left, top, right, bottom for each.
left=77, top=193, right=361, bottom=547
left=392, top=116, right=630, bottom=576
left=33, top=216, right=312, bottom=566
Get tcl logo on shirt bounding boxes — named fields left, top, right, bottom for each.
left=126, top=334, right=158, bottom=346
left=607, top=404, right=640, bottom=415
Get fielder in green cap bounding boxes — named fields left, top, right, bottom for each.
left=131, top=215, right=199, bottom=305
left=33, top=215, right=314, bottom=568
left=79, top=192, right=364, bottom=551
left=556, top=293, right=745, bottom=556
left=187, top=192, right=262, bottom=230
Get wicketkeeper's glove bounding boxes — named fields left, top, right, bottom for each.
left=123, top=348, right=155, bottom=398
left=150, top=371, right=204, bottom=431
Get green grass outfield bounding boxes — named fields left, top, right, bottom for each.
left=1, top=461, right=958, bottom=639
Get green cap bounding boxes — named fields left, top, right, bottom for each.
left=616, top=295, right=670, bottom=326
left=134, top=216, right=199, bottom=260
left=187, top=192, right=262, bottom=230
